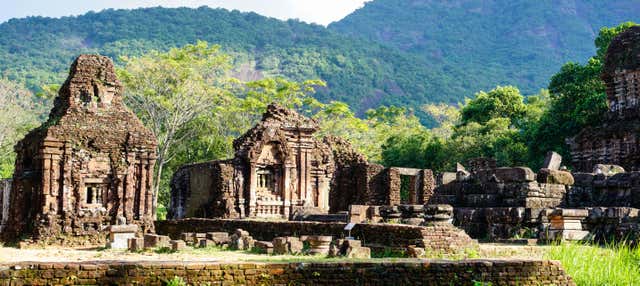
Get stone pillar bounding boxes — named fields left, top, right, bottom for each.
left=124, top=153, right=136, bottom=223
left=50, top=153, right=61, bottom=214
left=146, top=155, right=156, bottom=216
left=137, top=155, right=147, bottom=218
left=318, top=177, right=330, bottom=211
left=248, top=164, right=257, bottom=217
left=40, top=152, right=52, bottom=214
left=282, top=164, right=291, bottom=218
left=62, top=143, right=73, bottom=213
left=299, top=149, right=309, bottom=206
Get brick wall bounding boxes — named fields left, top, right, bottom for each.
left=156, top=218, right=478, bottom=253
left=0, top=260, right=575, bottom=286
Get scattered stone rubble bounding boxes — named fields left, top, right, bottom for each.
left=272, top=236, right=303, bottom=254
left=229, top=229, right=255, bottom=250
left=329, top=239, right=371, bottom=259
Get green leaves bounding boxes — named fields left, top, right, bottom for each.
left=460, top=86, right=527, bottom=127
left=526, top=23, right=638, bottom=166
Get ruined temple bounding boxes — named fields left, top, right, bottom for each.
left=169, top=105, right=435, bottom=219
left=429, top=155, right=574, bottom=239
left=1, top=55, right=157, bottom=243
left=568, top=26, right=640, bottom=171
left=170, top=105, right=334, bottom=219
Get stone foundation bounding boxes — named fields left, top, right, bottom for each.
left=156, top=218, right=478, bottom=254
left=431, top=166, right=571, bottom=240
left=568, top=172, right=640, bottom=208
left=0, top=260, right=575, bottom=286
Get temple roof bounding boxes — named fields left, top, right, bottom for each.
left=603, top=25, right=640, bottom=77
left=18, top=55, right=156, bottom=152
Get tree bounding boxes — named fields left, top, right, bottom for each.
left=0, top=79, right=42, bottom=178
left=526, top=22, right=637, bottom=167
left=460, top=86, right=527, bottom=126
left=118, top=41, right=233, bottom=215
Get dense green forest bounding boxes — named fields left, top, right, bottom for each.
left=0, top=6, right=461, bottom=123
left=331, top=0, right=640, bottom=97
left=2, top=1, right=639, bottom=123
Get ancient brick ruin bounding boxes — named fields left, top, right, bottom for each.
left=429, top=155, right=574, bottom=239
left=0, top=55, right=157, bottom=244
left=568, top=26, right=640, bottom=172
left=0, top=179, right=10, bottom=233
left=169, top=105, right=435, bottom=220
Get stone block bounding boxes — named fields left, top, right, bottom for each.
left=307, top=235, right=332, bottom=256
left=345, top=246, right=370, bottom=259
left=550, top=209, right=589, bottom=218
left=572, top=173, right=594, bottom=185
left=170, top=240, right=187, bottom=251
left=546, top=230, right=590, bottom=241
left=542, top=151, right=562, bottom=170
left=180, top=232, right=193, bottom=242
left=127, top=238, right=144, bottom=252
left=254, top=241, right=274, bottom=254
left=206, top=232, right=230, bottom=245
left=594, top=164, right=625, bottom=175
left=348, top=205, right=369, bottom=223
left=143, top=234, right=171, bottom=249
left=106, top=224, right=137, bottom=249
left=438, top=172, right=457, bottom=185
left=199, top=239, right=217, bottom=248
left=272, top=237, right=303, bottom=255
left=494, top=167, right=536, bottom=182
left=406, top=245, right=425, bottom=258
left=550, top=219, right=583, bottom=230
left=537, top=169, right=574, bottom=185
left=424, top=204, right=453, bottom=222
left=229, top=229, right=254, bottom=250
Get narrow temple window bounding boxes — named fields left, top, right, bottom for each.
left=85, top=184, right=103, bottom=204
left=256, top=167, right=275, bottom=192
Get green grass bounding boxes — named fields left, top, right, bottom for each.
left=545, top=241, right=640, bottom=286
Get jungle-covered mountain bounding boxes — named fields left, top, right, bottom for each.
left=330, top=0, right=640, bottom=97
left=0, top=6, right=457, bottom=123
left=0, top=1, right=638, bottom=122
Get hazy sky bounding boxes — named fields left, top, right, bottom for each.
left=0, top=0, right=371, bottom=25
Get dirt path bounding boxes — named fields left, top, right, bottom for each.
left=0, top=243, right=550, bottom=263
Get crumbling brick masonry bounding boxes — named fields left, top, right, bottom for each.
left=1, top=55, right=157, bottom=244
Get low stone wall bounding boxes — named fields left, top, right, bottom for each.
left=0, top=260, right=575, bottom=286
left=585, top=207, right=640, bottom=242
left=431, top=167, right=569, bottom=209
left=568, top=172, right=640, bottom=208
left=454, top=207, right=542, bottom=240
left=156, top=218, right=477, bottom=253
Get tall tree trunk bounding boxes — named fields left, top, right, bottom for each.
left=152, top=159, right=164, bottom=219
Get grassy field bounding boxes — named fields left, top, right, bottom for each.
left=545, top=242, right=640, bottom=286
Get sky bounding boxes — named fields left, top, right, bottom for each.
left=0, top=0, right=371, bottom=26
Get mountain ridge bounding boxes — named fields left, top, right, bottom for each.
left=329, top=0, right=640, bottom=96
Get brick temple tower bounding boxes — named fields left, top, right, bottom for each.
left=1, top=55, right=157, bottom=244
left=568, top=26, right=640, bottom=171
